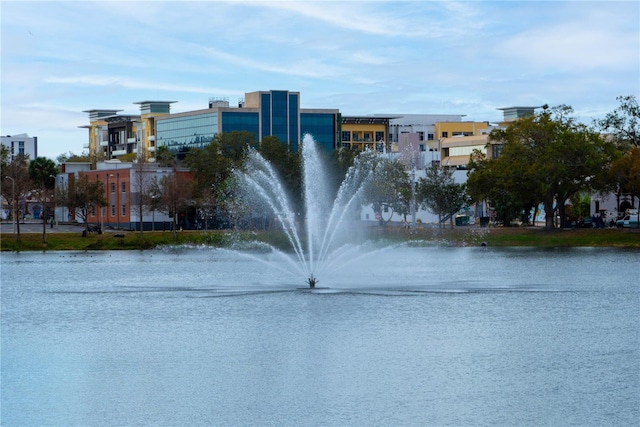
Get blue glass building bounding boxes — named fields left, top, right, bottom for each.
left=155, top=90, right=339, bottom=155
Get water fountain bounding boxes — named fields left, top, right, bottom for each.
left=236, top=134, right=378, bottom=288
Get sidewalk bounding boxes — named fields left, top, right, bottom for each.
left=1, top=221, right=87, bottom=233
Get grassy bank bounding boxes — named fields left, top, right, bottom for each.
left=1, top=226, right=639, bottom=252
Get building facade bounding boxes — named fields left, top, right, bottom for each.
left=340, top=116, right=394, bottom=152
left=154, top=90, right=340, bottom=155
left=82, top=101, right=174, bottom=162
left=1, top=133, right=38, bottom=161
left=56, top=161, right=190, bottom=230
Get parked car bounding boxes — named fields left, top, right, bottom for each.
left=616, top=209, right=639, bottom=228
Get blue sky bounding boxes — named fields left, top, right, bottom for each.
left=2, top=1, right=638, bottom=160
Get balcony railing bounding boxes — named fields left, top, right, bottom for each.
left=127, top=137, right=137, bottom=143
left=148, top=135, right=155, bottom=142
left=112, top=149, right=127, bottom=156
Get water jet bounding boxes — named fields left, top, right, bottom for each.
left=235, top=134, right=376, bottom=288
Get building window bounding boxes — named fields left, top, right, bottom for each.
left=442, top=132, right=448, bottom=138
left=417, top=132, right=424, bottom=141
left=122, top=204, right=126, bottom=216
left=428, top=133, right=434, bottom=140
left=375, top=131, right=384, bottom=142
left=342, top=131, right=351, bottom=141
left=419, top=144, right=426, bottom=152
left=110, top=183, right=116, bottom=216
left=492, top=144, right=503, bottom=159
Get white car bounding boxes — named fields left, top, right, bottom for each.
left=616, top=210, right=639, bottom=228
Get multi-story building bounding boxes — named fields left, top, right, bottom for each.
left=340, top=115, right=394, bottom=152
left=384, top=114, right=466, bottom=147
left=438, top=107, right=541, bottom=170
left=56, top=161, right=190, bottom=230
left=154, top=90, right=340, bottom=156
left=82, top=90, right=341, bottom=159
left=1, top=133, right=38, bottom=161
left=82, top=101, right=175, bottom=162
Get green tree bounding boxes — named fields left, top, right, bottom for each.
left=467, top=146, right=539, bottom=227
left=155, top=146, right=177, bottom=168
left=417, top=163, right=469, bottom=228
left=362, top=156, right=411, bottom=227
left=185, top=137, right=234, bottom=229
left=259, top=136, right=302, bottom=212
left=597, top=95, right=639, bottom=149
left=219, top=130, right=257, bottom=164
left=28, top=157, right=58, bottom=243
left=328, top=147, right=358, bottom=196
left=608, top=147, right=640, bottom=211
left=487, top=105, right=616, bottom=229
left=597, top=96, right=640, bottom=211
left=56, top=150, right=104, bottom=168
left=185, top=131, right=260, bottom=229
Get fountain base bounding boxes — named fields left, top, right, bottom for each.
left=307, top=275, right=318, bottom=288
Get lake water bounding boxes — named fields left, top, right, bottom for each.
left=1, top=246, right=639, bottom=426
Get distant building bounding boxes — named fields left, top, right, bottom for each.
left=81, top=102, right=174, bottom=162
left=340, top=115, right=395, bottom=152
left=1, top=133, right=38, bottom=161
left=56, top=161, right=190, bottom=230
left=82, top=90, right=341, bottom=160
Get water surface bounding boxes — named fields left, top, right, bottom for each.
left=2, top=247, right=638, bottom=426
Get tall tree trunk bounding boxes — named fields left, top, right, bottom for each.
left=544, top=201, right=555, bottom=230
left=14, top=195, right=21, bottom=243
left=42, top=197, right=47, bottom=243
left=172, top=205, right=177, bottom=240
left=557, top=201, right=568, bottom=229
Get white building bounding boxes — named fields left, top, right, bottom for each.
left=1, top=133, right=38, bottom=161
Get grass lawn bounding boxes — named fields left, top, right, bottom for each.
left=1, top=226, right=639, bottom=252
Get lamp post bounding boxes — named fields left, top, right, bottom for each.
left=107, top=173, right=114, bottom=228
left=49, top=174, right=57, bottom=228
left=151, top=194, right=157, bottom=232
left=116, top=172, right=120, bottom=229
left=5, top=176, right=15, bottom=234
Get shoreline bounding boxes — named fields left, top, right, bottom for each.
left=2, top=225, right=639, bottom=251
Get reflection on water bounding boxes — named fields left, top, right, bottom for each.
left=2, top=247, right=639, bottom=426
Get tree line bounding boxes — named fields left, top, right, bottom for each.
left=467, top=98, right=639, bottom=229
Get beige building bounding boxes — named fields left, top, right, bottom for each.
left=81, top=101, right=174, bottom=162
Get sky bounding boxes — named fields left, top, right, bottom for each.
left=1, top=1, right=639, bottom=160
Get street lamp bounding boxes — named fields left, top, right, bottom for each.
left=49, top=174, right=57, bottom=227
left=116, top=172, right=120, bottom=229
left=5, top=176, right=15, bottom=234
left=107, top=173, right=114, bottom=228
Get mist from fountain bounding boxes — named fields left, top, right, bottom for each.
left=236, top=134, right=379, bottom=287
